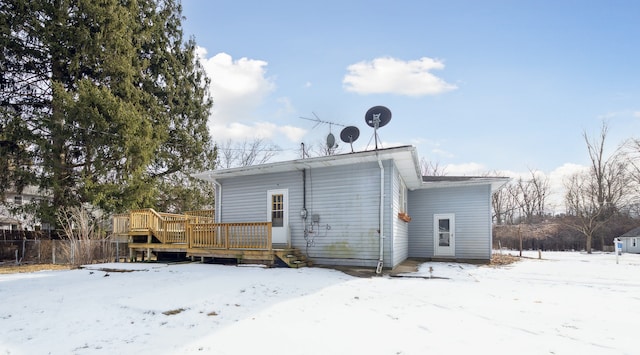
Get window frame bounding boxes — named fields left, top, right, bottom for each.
left=398, top=177, right=408, bottom=214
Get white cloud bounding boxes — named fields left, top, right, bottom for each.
left=343, top=56, right=457, bottom=97
left=198, top=51, right=275, bottom=124
left=278, top=125, right=307, bottom=142
left=443, top=162, right=487, bottom=176
left=544, top=163, right=588, bottom=213
left=196, top=48, right=289, bottom=144
left=634, top=111, right=640, bottom=118
left=431, top=148, right=455, bottom=159
left=195, top=48, right=310, bottom=147
left=275, top=97, right=295, bottom=117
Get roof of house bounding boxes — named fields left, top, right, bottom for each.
left=0, top=216, right=20, bottom=225
left=193, top=145, right=509, bottom=191
left=422, top=176, right=509, bottom=191
left=620, top=226, right=640, bottom=238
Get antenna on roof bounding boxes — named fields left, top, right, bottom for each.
left=340, top=126, right=360, bottom=153
left=300, top=112, right=346, bottom=130
left=300, top=112, right=346, bottom=155
left=364, top=105, right=392, bottom=150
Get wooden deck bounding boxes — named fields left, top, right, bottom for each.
left=112, top=209, right=308, bottom=267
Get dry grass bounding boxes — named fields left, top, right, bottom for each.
left=162, top=308, right=186, bottom=316
left=0, top=263, right=72, bottom=274
left=490, top=253, right=521, bottom=266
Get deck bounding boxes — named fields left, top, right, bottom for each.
left=112, top=209, right=308, bottom=267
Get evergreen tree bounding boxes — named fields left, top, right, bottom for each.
left=0, top=0, right=215, bottom=224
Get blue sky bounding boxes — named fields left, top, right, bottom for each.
left=180, top=0, right=639, bottom=185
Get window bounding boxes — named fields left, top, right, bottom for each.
left=271, top=194, right=284, bottom=227
left=398, top=178, right=407, bottom=213
left=13, top=195, right=23, bottom=205
left=438, top=218, right=451, bottom=247
left=633, top=238, right=637, bottom=247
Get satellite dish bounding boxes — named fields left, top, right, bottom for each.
left=340, top=126, right=360, bottom=143
left=364, top=106, right=392, bottom=150
left=365, top=106, right=392, bottom=128
left=326, top=133, right=336, bottom=150
left=340, top=126, right=360, bottom=153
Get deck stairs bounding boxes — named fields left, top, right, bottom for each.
left=273, top=248, right=310, bottom=268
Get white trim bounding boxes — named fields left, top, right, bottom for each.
left=434, top=213, right=455, bottom=257
left=267, top=189, right=289, bottom=245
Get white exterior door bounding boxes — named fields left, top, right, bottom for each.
left=434, top=213, right=455, bottom=257
left=267, top=189, right=289, bottom=245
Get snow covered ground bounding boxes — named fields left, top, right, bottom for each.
left=1, top=251, right=638, bottom=355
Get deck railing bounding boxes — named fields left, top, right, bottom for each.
left=129, top=209, right=163, bottom=234
left=113, top=209, right=270, bottom=251
left=162, top=215, right=189, bottom=244
left=190, top=222, right=271, bottom=250
left=112, top=214, right=130, bottom=237
left=184, top=210, right=215, bottom=224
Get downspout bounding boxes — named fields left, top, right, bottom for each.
left=302, top=169, right=307, bottom=215
left=376, top=155, right=384, bottom=275
left=212, top=178, right=222, bottom=223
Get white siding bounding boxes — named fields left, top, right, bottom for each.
left=217, top=160, right=396, bottom=267
left=408, top=184, right=492, bottom=261
left=391, top=168, right=409, bottom=268
left=219, top=171, right=302, bottom=223
left=622, top=238, right=640, bottom=253
left=301, top=161, right=390, bottom=267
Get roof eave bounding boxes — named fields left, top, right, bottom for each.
left=193, top=145, right=423, bottom=186
left=418, top=177, right=510, bottom=192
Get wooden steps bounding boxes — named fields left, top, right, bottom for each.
left=273, top=248, right=311, bottom=268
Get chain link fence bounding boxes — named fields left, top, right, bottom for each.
left=0, top=238, right=129, bottom=265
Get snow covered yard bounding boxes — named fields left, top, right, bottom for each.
left=1, top=251, right=638, bottom=355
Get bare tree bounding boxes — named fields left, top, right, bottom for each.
left=216, top=138, right=281, bottom=168
left=305, top=138, right=343, bottom=157
left=57, top=206, right=110, bottom=265
left=531, top=170, right=550, bottom=217
left=492, top=182, right=518, bottom=224
left=621, top=137, right=640, bottom=206
left=564, top=172, right=604, bottom=253
left=491, top=169, right=550, bottom=225
left=420, top=157, right=447, bottom=176
left=564, top=122, right=629, bottom=253
left=584, top=122, right=627, bottom=216
left=511, top=169, right=550, bottom=223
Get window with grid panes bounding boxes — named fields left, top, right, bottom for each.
left=271, top=194, right=284, bottom=227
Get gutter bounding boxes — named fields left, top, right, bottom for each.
left=376, top=154, right=384, bottom=275
left=212, top=178, right=222, bottom=223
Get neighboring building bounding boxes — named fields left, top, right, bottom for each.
left=193, top=145, right=508, bottom=269
left=619, top=227, right=640, bottom=254
left=0, top=185, right=52, bottom=231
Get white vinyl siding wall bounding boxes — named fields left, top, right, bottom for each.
left=301, top=160, right=393, bottom=267
left=218, top=171, right=302, bottom=223
left=217, top=160, right=395, bottom=267
left=622, top=238, right=640, bottom=253
left=408, top=184, right=492, bottom=261
left=392, top=169, right=410, bottom=268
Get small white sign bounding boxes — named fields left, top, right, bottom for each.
left=614, top=238, right=623, bottom=264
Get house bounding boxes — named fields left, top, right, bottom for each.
left=618, top=227, right=640, bottom=254
left=193, top=145, right=508, bottom=269
left=1, top=185, right=53, bottom=231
